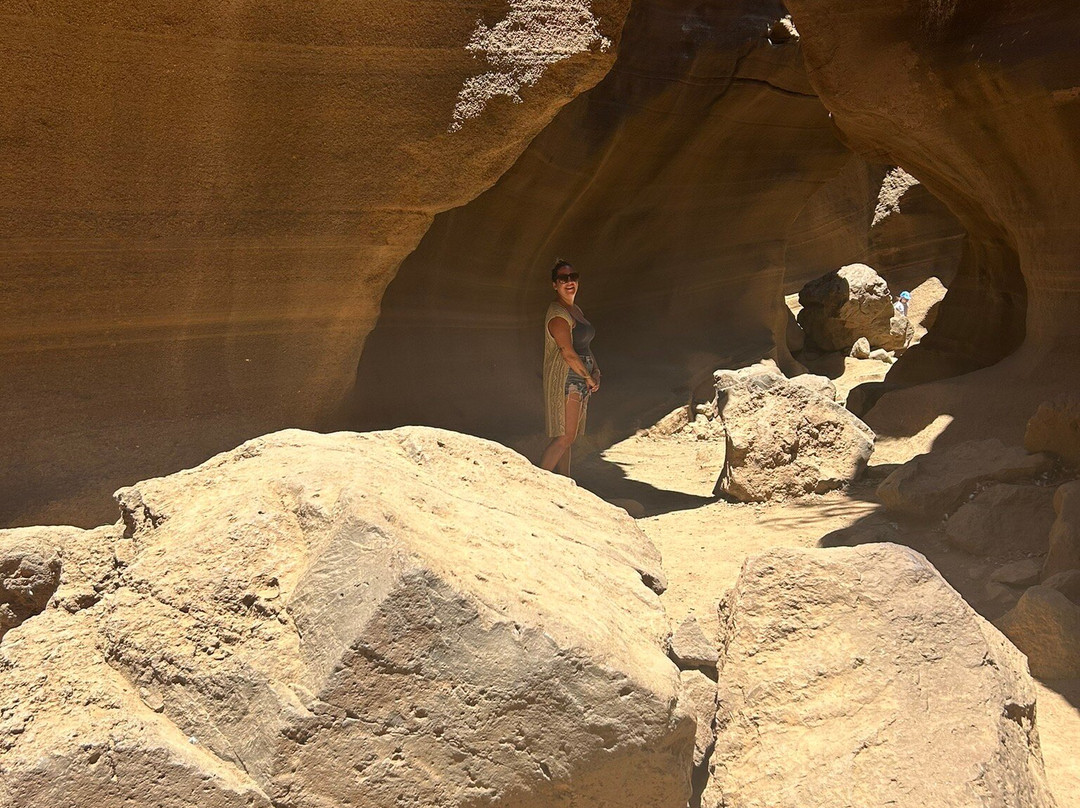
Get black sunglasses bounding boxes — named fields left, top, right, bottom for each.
left=556, top=272, right=580, bottom=283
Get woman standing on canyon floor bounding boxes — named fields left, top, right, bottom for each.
left=539, top=260, right=602, bottom=477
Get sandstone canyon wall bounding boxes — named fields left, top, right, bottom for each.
left=784, top=0, right=1080, bottom=443
left=785, top=156, right=965, bottom=295
left=347, top=0, right=851, bottom=452
left=0, top=0, right=631, bottom=527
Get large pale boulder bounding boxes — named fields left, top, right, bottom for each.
left=877, top=440, right=1053, bottom=519
left=945, top=484, right=1057, bottom=558
left=797, top=263, right=907, bottom=352
left=714, top=362, right=874, bottom=502
left=1042, top=481, right=1080, bottom=581
left=0, top=428, right=694, bottom=808
left=998, top=586, right=1080, bottom=680
left=704, top=544, right=1057, bottom=808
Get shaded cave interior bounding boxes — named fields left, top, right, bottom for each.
left=342, top=0, right=1028, bottom=468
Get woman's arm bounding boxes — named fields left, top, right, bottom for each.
left=548, top=318, right=599, bottom=391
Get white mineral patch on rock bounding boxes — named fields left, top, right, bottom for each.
left=872, top=166, right=920, bottom=227
left=451, top=0, right=611, bottom=131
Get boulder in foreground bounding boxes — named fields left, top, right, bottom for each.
left=714, top=362, right=874, bottom=502
left=0, top=428, right=693, bottom=808
left=704, top=544, right=1057, bottom=808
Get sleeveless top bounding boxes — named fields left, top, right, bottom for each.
left=571, top=316, right=595, bottom=356
left=542, top=302, right=593, bottom=438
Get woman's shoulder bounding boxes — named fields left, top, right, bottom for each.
left=545, top=301, right=574, bottom=322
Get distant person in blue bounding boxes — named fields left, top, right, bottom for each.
left=893, top=290, right=912, bottom=317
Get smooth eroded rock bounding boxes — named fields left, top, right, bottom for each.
left=704, top=544, right=1056, bottom=808
left=877, top=440, right=1053, bottom=519
left=348, top=0, right=853, bottom=455
left=0, top=0, right=633, bottom=528
left=785, top=0, right=1080, bottom=443
left=786, top=158, right=964, bottom=302
left=1, top=428, right=694, bottom=808
left=1026, top=398, right=1080, bottom=468
left=991, top=559, right=1043, bottom=589
left=1043, top=570, right=1080, bottom=605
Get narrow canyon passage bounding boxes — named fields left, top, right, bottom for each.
left=3, top=1, right=1080, bottom=806
left=345, top=0, right=851, bottom=454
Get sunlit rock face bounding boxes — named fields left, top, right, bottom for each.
left=0, top=0, right=630, bottom=527
left=0, top=428, right=693, bottom=808
left=785, top=0, right=1080, bottom=443
left=348, top=0, right=851, bottom=450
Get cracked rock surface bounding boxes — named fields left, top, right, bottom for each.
left=704, top=544, right=1057, bottom=808
left=0, top=427, right=693, bottom=808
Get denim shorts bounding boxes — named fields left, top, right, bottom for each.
left=565, top=354, right=595, bottom=399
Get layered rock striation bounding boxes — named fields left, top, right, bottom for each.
left=785, top=157, right=965, bottom=296
left=0, top=0, right=631, bottom=527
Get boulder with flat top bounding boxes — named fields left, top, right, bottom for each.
left=714, top=362, right=874, bottom=502
left=877, top=439, right=1053, bottom=519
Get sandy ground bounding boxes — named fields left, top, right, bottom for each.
left=577, top=425, right=1080, bottom=806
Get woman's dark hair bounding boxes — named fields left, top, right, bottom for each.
left=551, top=259, right=573, bottom=282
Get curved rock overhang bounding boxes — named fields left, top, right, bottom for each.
left=784, top=0, right=1080, bottom=442
left=346, top=0, right=853, bottom=453
left=0, top=0, right=632, bottom=527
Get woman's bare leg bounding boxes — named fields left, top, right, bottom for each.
left=555, top=444, right=571, bottom=477
left=539, top=393, right=583, bottom=473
